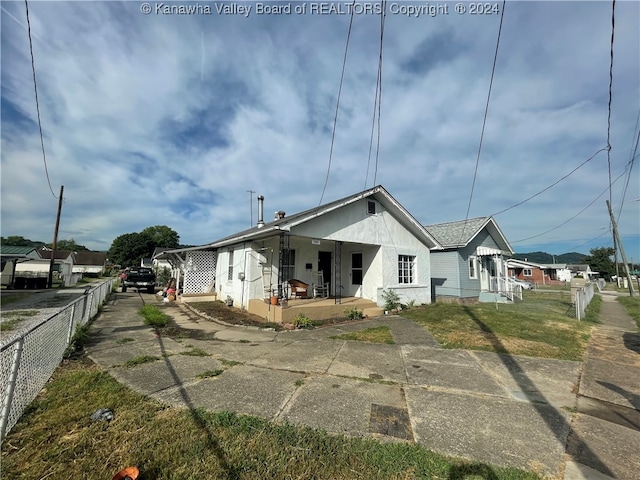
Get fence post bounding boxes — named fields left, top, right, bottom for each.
left=576, top=293, right=581, bottom=321
left=66, top=303, right=77, bottom=345
left=0, top=338, right=25, bottom=441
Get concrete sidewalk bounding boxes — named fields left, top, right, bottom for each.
left=85, top=291, right=639, bottom=479
left=564, top=292, right=640, bottom=480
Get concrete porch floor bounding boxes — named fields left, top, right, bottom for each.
left=248, top=296, right=384, bottom=323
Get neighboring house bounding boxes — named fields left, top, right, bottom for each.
left=507, top=259, right=571, bottom=285
left=567, top=264, right=599, bottom=279
left=424, top=217, right=515, bottom=302
left=0, top=245, right=40, bottom=286
left=72, top=251, right=107, bottom=277
left=34, top=247, right=78, bottom=286
left=163, top=185, right=442, bottom=321
left=151, top=247, right=173, bottom=272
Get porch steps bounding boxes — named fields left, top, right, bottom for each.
left=478, top=292, right=511, bottom=303
left=180, top=292, right=218, bottom=304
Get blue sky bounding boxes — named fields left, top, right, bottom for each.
left=1, top=1, right=639, bottom=259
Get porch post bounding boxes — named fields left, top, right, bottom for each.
left=334, top=241, right=342, bottom=304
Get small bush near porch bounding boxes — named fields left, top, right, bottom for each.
left=402, top=291, right=600, bottom=361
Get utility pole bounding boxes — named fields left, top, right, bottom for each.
left=48, top=185, right=64, bottom=289
left=247, top=189, right=255, bottom=227
left=606, top=200, right=634, bottom=296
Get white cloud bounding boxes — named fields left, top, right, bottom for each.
left=1, top=1, right=638, bottom=259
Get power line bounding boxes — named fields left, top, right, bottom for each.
left=616, top=110, right=640, bottom=221
left=458, top=0, right=506, bottom=244
left=372, top=0, right=386, bottom=187
left=319, top=0, right=357, bottom=207
left=24, top=0, right=56, bottom=199
left=511, top=169, right=627, bottom=244
left=491, top=147, right=608, bottom=216
left=606, top=0, right=616, bottom=208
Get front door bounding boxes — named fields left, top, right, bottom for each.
left=318, top=251, right=332, bottom=295
left=351, top=252, right=362, bottom=297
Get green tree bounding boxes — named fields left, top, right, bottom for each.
left=47, top=238, right=89, bottom=252
left=141, top=225, right=180, bottom=248
left=107, top=232, right=155, bottom=267
left=584, top=247, right=615, bottom=279
left=1, top=236, right=45, bottom=247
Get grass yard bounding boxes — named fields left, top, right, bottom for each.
left=617, top=295, right=640, bottom=330
left=402, top=291, right=599, bottom=361
left=1, top=358, right=541, bottom=480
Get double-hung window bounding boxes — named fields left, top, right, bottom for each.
left=469, top=256, right=477, bottom=279
left=398, top=255, right=415, bottom=284
left=227, top=250, right=234, bottom=281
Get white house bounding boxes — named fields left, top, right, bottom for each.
left=163, top=186, right=442, bottom=322
left=72, top=251, right=107, bottom=277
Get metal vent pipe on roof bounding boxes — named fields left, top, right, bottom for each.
left=257, top=195, right=265, bottom=228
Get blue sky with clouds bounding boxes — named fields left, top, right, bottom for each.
left=1, top=1, right=639, bottom=259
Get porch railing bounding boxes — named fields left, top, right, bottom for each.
left=489, top=276, right=521, bottom=301
left=0, top=278, right=115, bottom=441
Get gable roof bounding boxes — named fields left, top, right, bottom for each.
left=163, top=185, right=442, bottom=253
left=36, top=247, right=75, bottom=260
left=0, top=245, right=38, bottom=256
left=74, top=251, right=107, bottom=266
left=424, top=216, right=514, bottom=254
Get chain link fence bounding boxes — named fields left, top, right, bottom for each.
left=0, top=278, right=115, bottom=441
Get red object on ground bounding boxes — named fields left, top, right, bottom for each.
left=112, top=466, right=139, bottom=480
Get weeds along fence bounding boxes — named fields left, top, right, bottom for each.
left=575, top=282, right=595, bottom=321
left=0, top=278, right=115, bottom=441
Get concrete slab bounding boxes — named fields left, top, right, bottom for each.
left=585, top=331, right=640, bottom=367
left=154, top=364, right=304, bottom=419
left=579, top=359, right=640, bottom=410
left=110, top=355, right=224, bottom=394
left=278, top=374, right=406, bottom=438
left=214, top=327, right=278, bottom=343
left=470, top=351, right=581, bottom=409
left=405, top=387, right=571, bottom=477
left=87, top=337, right=187, bottom=368
left=403, top=347, right=506, bottom=396
left=563, top=461, right=616, bottom=480
left=384, top=316, right=441, bottom=347
left=327, top=341, right=406, bottom=383
left=247, top=339, right=343, bottom=373
left=566, top=413, right=640, bottom=480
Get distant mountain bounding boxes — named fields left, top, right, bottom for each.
left=512, top=251, right=586, bottom=264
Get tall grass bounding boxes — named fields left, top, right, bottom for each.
left=139, top=304, right=169, bottom=327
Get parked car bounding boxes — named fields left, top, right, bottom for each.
left=122, top=267, right=156, bottom=294
left=508, top=277, right=533, bottom=290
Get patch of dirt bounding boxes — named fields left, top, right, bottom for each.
left=186, top=302, right=284, bottom=330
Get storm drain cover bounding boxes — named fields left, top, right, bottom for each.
left=369, top=404, right=414, bottom=441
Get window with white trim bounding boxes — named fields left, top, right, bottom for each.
left=227, top=250, right=234, bottom=281
left=523, top=268, right=532, bottom=277
left=469, top=256, right=477, bottom=279
left=398, top=255, right=415, bottom=284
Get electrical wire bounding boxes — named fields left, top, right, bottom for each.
left=457, top=0, right=506, bottom=245
left=319, top=0, right=357, bottom=207
left=606, top=0, right=616, bottom=208
left=372, top=0, right=386, bottom=187
left=491, top=147, right=608, bottom=216
left=511, top=169, right=627, bottom=244
left=24, top=0, right=57, bottom=199
left=616, top=111, right=640, bottom=221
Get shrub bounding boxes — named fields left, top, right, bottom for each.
left=344, top=307, right=364, bottom=320
left=381, top=289, right=401, bottom=312
left=293, top=313, right=314, bottom=329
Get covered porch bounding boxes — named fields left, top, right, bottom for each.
left=247, top=296, right=384, bottom=324
left=476, top=247, right=517, bottom=302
